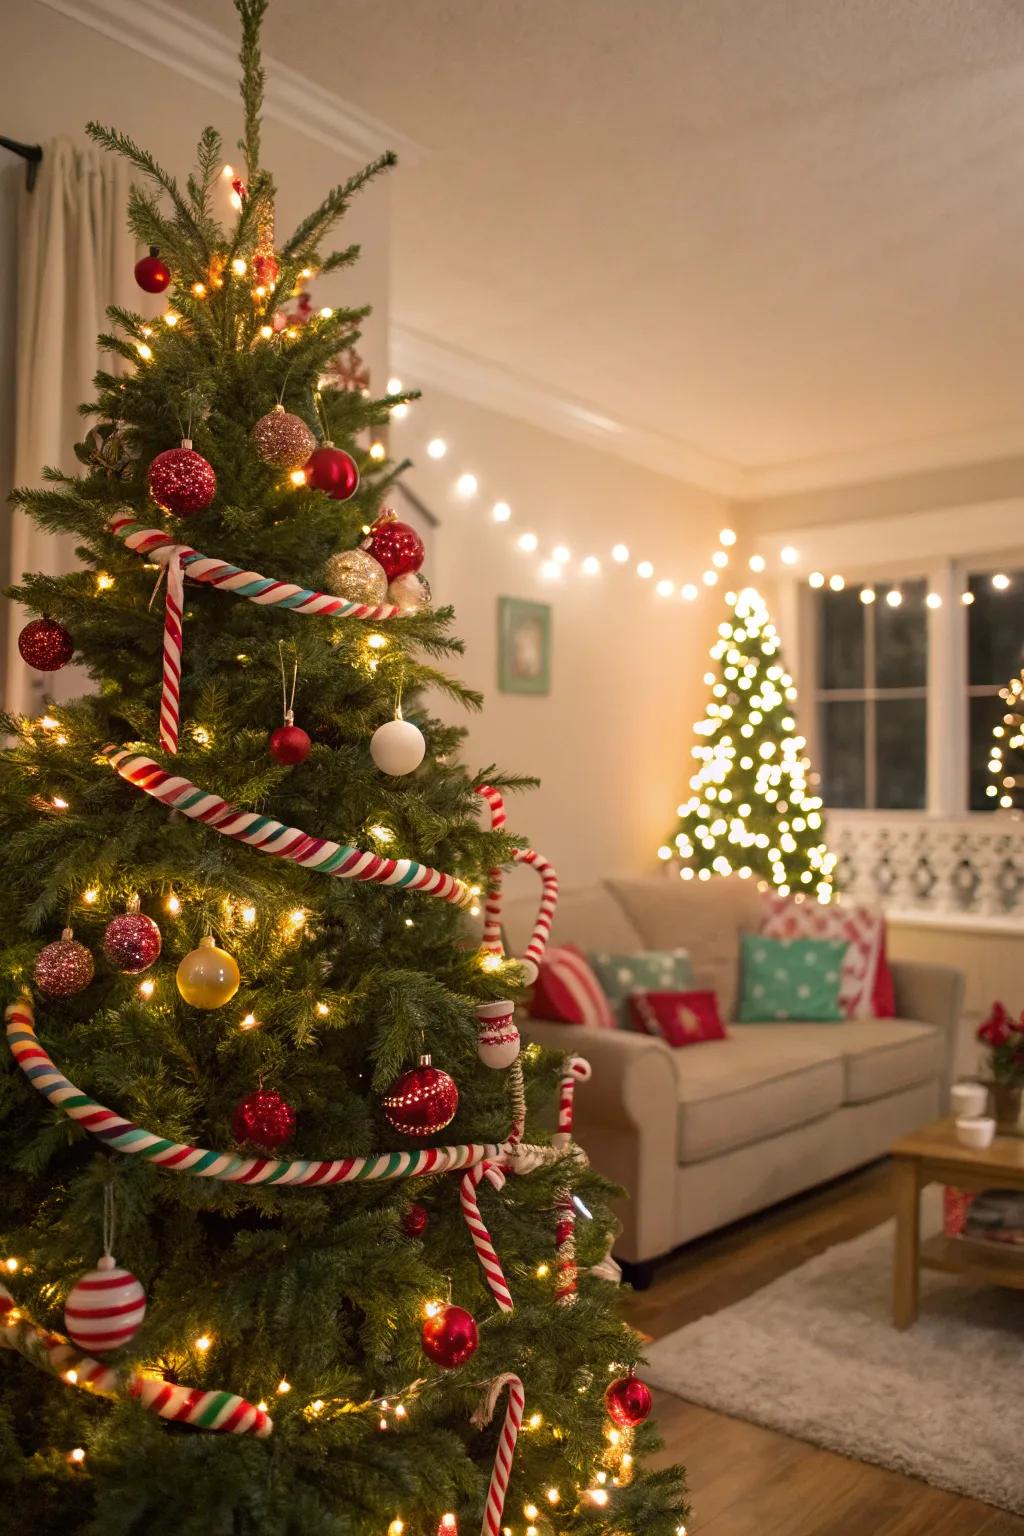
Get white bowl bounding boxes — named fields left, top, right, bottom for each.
left=951, top=1081, right=989, bottom=1119
left=955, top=1115, right=996, bottom=1150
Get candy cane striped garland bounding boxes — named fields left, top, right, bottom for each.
left=5, top=999, right=565, bottom=1189
left=460, top=1162, right=514, bottom=1315
left=109, top=514, right=406, bottom=756
left=104, top=748, right=474, bottom=910
left=0, top=1284, right=272, bottom=1436
left=472, top=1373, right=526, bottom=1536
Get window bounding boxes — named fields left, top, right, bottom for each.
left=966, top=568, right=1024, bottom=811
left=815, top=581, right=927, bottom=810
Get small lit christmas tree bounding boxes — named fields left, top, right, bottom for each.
left=988, top=672, right=1024, bottom=810
left=661, top=587, right=835, bottom=899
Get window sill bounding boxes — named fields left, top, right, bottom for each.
left=886, top=908, right=1024, bottom=937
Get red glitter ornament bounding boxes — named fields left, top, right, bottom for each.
left=232, top=1088, right=296, bottom=1150
left=604, top=1373, right=653, bottom=1428
left=363, top=512, right=425, bottom=581
left=102, top=910, right=162, bottom=974
left=134, top=246, right=171, bottom=294
left=148, top=439, right=217, bottom=516
left=403, top=1203, right=429, bottom=1239
left=34, top=928, right=94, bottom=997
left=421, top=1304, right=478, bottom=1370
left=18, top=617, right=74, bottom=672
left=269, top=723, right=312, bottom=765
left=252, top=252, right=280, bottom=288
left=304, top=444, right=359, bottom=501
left=383, top=1056, right=459, bottom=1138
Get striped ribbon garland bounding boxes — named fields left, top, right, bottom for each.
left=104, top=747, right=474, bottom=910
left=0, top=1282, right=272, bottom=1436
left=109, top=513, right=404, bottom=755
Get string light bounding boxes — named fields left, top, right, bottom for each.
left=319, top=306, right=333, bottom=319
left=611, top=544, right=629, bottom=563
left=720, top=528, right=737, bottom=546
left=194, top=1335, right=212, bottom=1352
left=535, top=1263, right=550, bottom=1278
left=780, top=546, right=799, bottom=565
left=316, top=1001, right=330, bottom=1017
left=135, top=342, right=153, bottom=361
left=138, top=979, right=155, bottom=999
left=427, top=438, right=447, bottom=458
left=552, top=545, right=571, bottom=564
left=165, top=893, right=181, bottom=914
left=702, top=570, right=718, bottom=586
left=681, top=583, right=698, bottom=600
left=886, top=588, right=903, bottom=608
left=369, top=442, right=386, bottom=461
left=828, top=574, right=845, bottom=591
left=241, top=904, right=257, bottom=925
left=711, top=550, right=729, bottom=569
left=259, top=324, right=274, bottom=339
left=239, top=1013, right=259, bottom=1031
left=82, top=888, right=98, bottom=905
left=289, top=469, right=307, bottom=486
left=926, top=591, right=942, bottom=609
left=962, top=591, right=975, bottom=605
left=65, top=1368, right=78, bottom=1384
left=367, top=633, right=388, bottom=649
left=276, top=1378, right=291, bottom=1395
left=230, top=258, right=247, bottom=276
left=749, top=554, right=766, bottom=572
left=192, top=282, right=207, bottom=298
left=68, top=1447, right=86, bottom=1465
left=492, top=501, right=511, bottom=522
left=860, top=587, right=876, bottom=604
left=388, top=1522, right=405, bottom=1536
left=518, top=532, right=539, bottom=553
left=164, top=310, right=180, bottom=327
left=4, top=1258, right=19, bottom=1274
left=51, top=796, right=68, bottom=811
left=540, top=559, right=562, bottom=581
left=546, top=1488, right=560, bottom=1504
left=582, top=555, right=600, bottom=575
left=656, top=579, right=674, bottom=597
left=422, top=1299, right=442, bottom=1319
left=456, top=472, right=478, bottom=498
left=808, top=571, right=825, bottom=589
left=480, top=953, right=503, bottom=973
left=636, top=561, right=654, bottom=579
left=288, top=909, right=306, bottom=928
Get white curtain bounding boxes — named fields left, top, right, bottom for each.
left=3, top=136, right=144, bottom=715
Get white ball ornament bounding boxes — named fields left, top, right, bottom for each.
left=370, top=716, right=426, bottom=776
left=518, top=958, right=539, bottom=986
left=64, top=1254, right=147, bottom=1353
left=475, top=1001, right=521, bottom=1069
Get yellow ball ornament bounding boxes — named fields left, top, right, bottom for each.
left=176, top=934, right=240, bottom=1009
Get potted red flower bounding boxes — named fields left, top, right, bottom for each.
left=977, top=1002, right=1024, bottom=1133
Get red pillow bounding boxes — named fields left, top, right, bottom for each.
left=628, top=990, right=728, bottom=1047
left=531, top=945, right=616, bottom=1030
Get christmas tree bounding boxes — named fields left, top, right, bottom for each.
left=0, top=6, right=688, bottom=1532
left=661, top=586, right=835, bottom=900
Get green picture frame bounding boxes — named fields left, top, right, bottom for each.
left=497, top=597, right=552, bottom=695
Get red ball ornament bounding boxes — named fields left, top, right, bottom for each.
left=383, top=1056, right=459, bottom=1138
left=232, top=1089, right=296, bottom=1150
left=102, top=910, right=162, bottom=974
left=134, top=246, right=171, bottom=294
left=269, top=723, right=312, bottom=765
left=18, top=617, right=74, bottom=672
left=604, top=1373, right=653, bottom=1428
left=421, top=1304, right=478, bottom=1370
left=252, top=252, right=280, bottom=288
left=304, top=444, right=359, bottom=501
left=148, top=439, right=217, bottom=516
left=34, top=928, right=94, bottom=997
left=363, top=512, right=425, bottom=581
left=403, top=1203, right=429, bottom=1239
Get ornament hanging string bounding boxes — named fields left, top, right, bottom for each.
left=278, top=640, right=298, bottom=726
left=103, top=748, right=475, bottom=909
left=0, top=1282, right=272, bottom=1436
left=102, top=1183, right=115, bottom=1260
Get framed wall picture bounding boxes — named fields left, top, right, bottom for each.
left=497, top=597, right=551, bottom=695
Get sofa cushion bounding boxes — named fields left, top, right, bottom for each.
left=673, top=1033, right=845, bottom=1163
left=531, top=946, right=617, bottom=1030
left=729, top=1018, right=942, bottom=1105
left=589, top=948, right=693, bottom=1024
left=607, top=876, right=763, bottom=1022
left=736, top=932, right=846, bottom=1022
left=502, top=884, right=644, bottom=960
left=759, top=892, right=886, bottom=1019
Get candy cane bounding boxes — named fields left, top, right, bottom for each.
left=552, top=1058, right=591, bottom=1306
left=0, top=1287, right=271, bottom=1436
left=109, top=514, right=406, bottom=752
left=5, top=999, right=565, bottom=1189
left=460, top=1162, right=513, bottom=1315
left=475, top=785, right=506, bottom=955
left=473, top=787, right=559, bottom=980
left=472, top=1373, right=526, bottom=1536
left=104, top=748, right=474, bottom=910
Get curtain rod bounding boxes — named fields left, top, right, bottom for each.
left=0, top=137, right=43, bottom=191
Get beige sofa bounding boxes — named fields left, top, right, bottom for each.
left=506, top=877, right=964, bottom=1286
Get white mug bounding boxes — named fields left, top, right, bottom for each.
left=951, top=1081, right=988, bottom=1119
left=954, top=1115, right=996, bottom=1150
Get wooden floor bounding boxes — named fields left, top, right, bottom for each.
left=620, top=1161, right=1024, bottom=1536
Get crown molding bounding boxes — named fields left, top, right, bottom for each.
left=390, top=324, right=748, bottom=498
left=743, top=423, right=1024, bottom=500
left=38, top=0, right=425, bottom=164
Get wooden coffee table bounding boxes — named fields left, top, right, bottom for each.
left=891, top=1117, right=1024, bottom=1327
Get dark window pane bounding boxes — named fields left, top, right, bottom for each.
left=969, top=692, right=1009, bottom=811
left=968, top=570, right=1024, bottom=686
left=875, top=579, right=927, bottom=688
left=819, top=700, right=866, bottom=808
left=876, top=698, right=926, bottom=809
left=819, top=588, right=865, bottom=690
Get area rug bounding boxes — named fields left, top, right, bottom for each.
left=644, top=1198, right=1024, bottom=1512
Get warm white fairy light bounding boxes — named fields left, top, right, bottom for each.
left=780, top=546, right=798, bottom=565
left=4, top=1258, right=19, bottom=1274
left=635, top=560, right=653, bottom=579
left=369, top=442, right=386, bottom=461
left=611, top=543, right=629, bottom=563
left=68, top=1447, right=86, bottom=1465
left=195, top=1334, right=212, bottom=1352
left=288, top=908, right=306, bottom=928
left=540, top=559, right=561, bottom=581
left=518, top=532, right=539, bottom=553
left=289, top=468, right=307, bottom=486
left=135, top=342, right=153, bottom=361
left=552, top=545, right=571, bottom=564
left=711, top=550, right=728, bottom=569
left=427, top=438, right=447, bottom=459
left=480, top=952, right=503, bottom=973
left=926, top=591, right=942, bottom=609
left=962, top=591, right=975, bottom=605
left=492, top=500, right=511, bottom=522
left=367, top=633, right=388, bottom=650
left=316, top=1001, right=330, bottom=1017
left=886, top=588, right=903, bottom=607
left=748, top=554, right=766, bottom=573
left=681, top=582, right=698, bottom=601
left=808, top=571, right=825, bottom=588
left=138, top=979, right=155, bottom=999
left=582, top=555, right=600, bottom=575
left=702, top=570, right=718, bottom=586
left=656, top=578, right=674, bottom=597
left=719, top=528, right=737, bottom=546
left=860, top=587, right=876, bottom=604
left=828, top=574, right=845, bottom=591
left=276, top=1378, right=291, bottom=1395
left=240, top=904, right=256, bottom=925
left=993, top=573, right=1011, bottom=590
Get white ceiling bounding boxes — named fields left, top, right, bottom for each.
left=170, top=0, right=1024, bottom=496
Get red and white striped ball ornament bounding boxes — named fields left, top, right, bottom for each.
left=475, top=1000, right=521, bottom=1070
left=64, top=1254, right=147, bottom=1353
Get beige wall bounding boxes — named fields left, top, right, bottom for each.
left=3, top=2, right=391, bottom=374
left=392, top=389, right=731, bottom=885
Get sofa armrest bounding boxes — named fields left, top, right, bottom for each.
left=522, top=1020, right=678, bottom=1263
left=890, top=958, right=965, bottom=1102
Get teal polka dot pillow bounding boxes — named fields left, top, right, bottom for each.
left=736, top=932, right=847, bottom=1023
left=588, top=949, right=693, bottom=1026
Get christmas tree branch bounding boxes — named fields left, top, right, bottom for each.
left=235, top=0, right=269, bottom=178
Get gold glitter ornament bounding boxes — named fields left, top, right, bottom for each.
left=251, top=405, right=316, bottom=472
left=323, top=549, right=388, bottom=604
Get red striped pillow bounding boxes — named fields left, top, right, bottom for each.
left=531, top=945, right=616, bottom=1030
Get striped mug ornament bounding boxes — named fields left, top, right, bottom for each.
left=64, top=1254, right=147, bottom=1353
